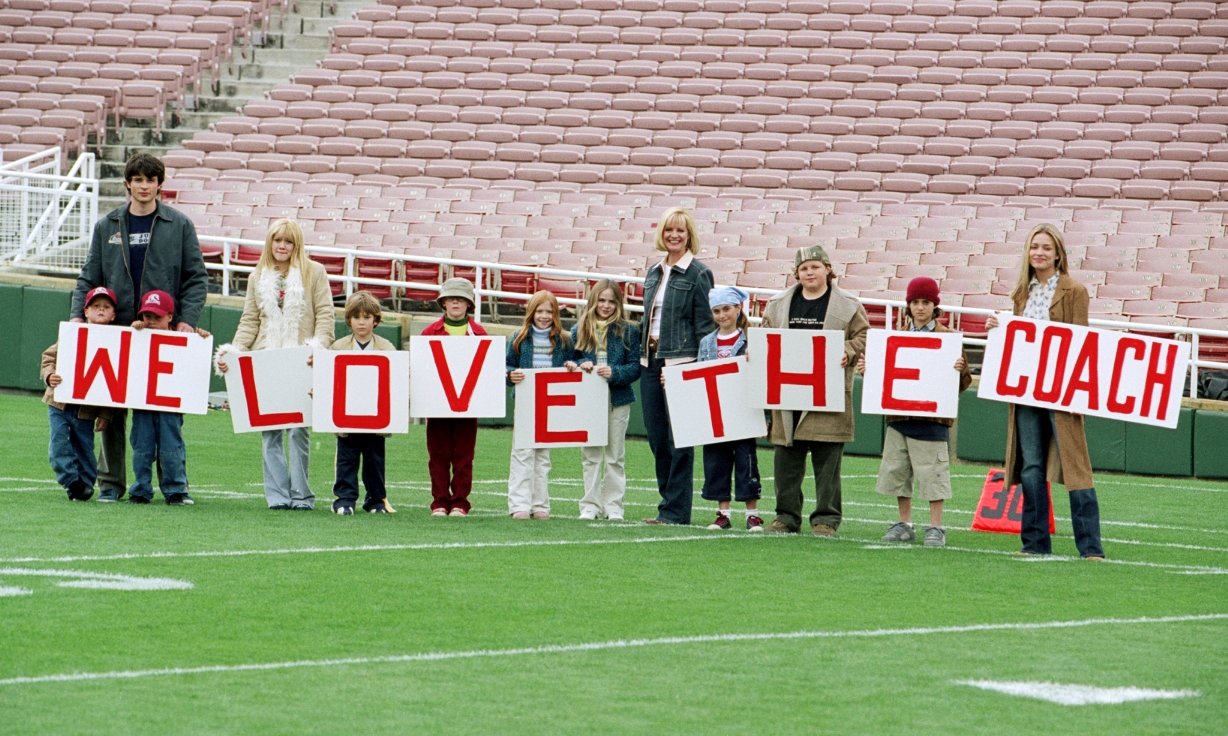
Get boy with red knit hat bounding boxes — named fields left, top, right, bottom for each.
left=858, top=277, right=971, bottom=547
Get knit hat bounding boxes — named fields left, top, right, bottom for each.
left=708, top=285, right=749, bottom=309
left=905, top=276, right=941, bottom=306
left=437, top=277, right=475, bottom=309
left=794, top=245, right=831, bottom=271
left=137, top=289, right=175, bottom=318
left=84, top=286, right=117, bottom=308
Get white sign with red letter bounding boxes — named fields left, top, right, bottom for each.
left=746, top=328, right=846, bottom=412
left=408, top=336, right=507, bottom=418
left=312, top=349, right=410, bottom=433
left=663, top=356, right=767, bottom=448
left=978, top=315, right=1191, bottom=429
left=53, top=322, right=213, bottom=414
left=512, top=368, right=609, bottom=449
left=861, top=329, right=964, bottom=418
left=218, top=346, right=312, bottom=432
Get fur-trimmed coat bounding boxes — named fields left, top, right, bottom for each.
left=219, top=261, right=334, bottom=362
left=1003, top=274, right=1095, bottom=491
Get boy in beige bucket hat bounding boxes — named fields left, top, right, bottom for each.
left=419, top=277, right=488, bottom=516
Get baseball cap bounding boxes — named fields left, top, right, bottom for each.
left=85, top=286, right=117, bottom=308
left=138, top=289, right=175, bottom=318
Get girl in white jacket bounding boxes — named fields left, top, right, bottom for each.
left=216, top=218, right=335, bottom=510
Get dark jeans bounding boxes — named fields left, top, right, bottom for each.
left=129, top=410, right=187, bottom=500
left=641, top=357, right=693, bottom=524
left=1016, top=404, right=1103, bottom=557
left=1015, top=404, right=1056, bottom=554
left=772, top=440, right=844, bottom=532
left=701, top=438, right=761, bottom=503
left=332, top=434, right=386, bottom=510
left=48, top=405, right=97, bottom=494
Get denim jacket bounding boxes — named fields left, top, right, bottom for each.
left=506, top=332, right=573, bottom=384
left=570, top=321, right=642, bottom=407
left=697, top=329, right=747, bottom=362
left=639, top=255, right=716, bottom=362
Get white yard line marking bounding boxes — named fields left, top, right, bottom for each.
left=0, top=568, right=193, bottom=591
left=954, top=679, right=1200, bottom=706
left=0, top=534, right=770, bottom=565
left=1, top=613, right=1223, bottom=688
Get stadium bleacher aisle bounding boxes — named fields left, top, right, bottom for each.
left=2, top=0, right=1226, bottom=355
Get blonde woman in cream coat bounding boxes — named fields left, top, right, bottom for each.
left=216, top=218, right=335, bottom=510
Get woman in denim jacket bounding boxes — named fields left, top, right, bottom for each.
left=639, top=207, right=716, bottom=525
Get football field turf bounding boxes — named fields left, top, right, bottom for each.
left=1, top=391, right=1225, bottom=734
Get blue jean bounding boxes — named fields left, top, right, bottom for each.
left=641, top=357, right=694, bottom=524
left=129, top=410, right=187, bottom=500
left=1015, top=405, right=1055, bottom=554
left=262, top=427, right=312, bottom=508
left=48, top=405, right=97, bottom=493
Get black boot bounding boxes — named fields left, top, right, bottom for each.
left=1068, top=489, right=1104, bottom=559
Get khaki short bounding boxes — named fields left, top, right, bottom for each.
left=875, top=427, right=953, bottom=502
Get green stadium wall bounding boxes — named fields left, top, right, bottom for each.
left=2, top=281, right=1223, bottom=479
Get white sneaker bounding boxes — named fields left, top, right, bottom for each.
left=431, top=508, right=447, bottom=517
left=579, top=510, right=598, bottom=520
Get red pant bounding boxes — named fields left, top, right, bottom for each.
left=426, top=418, right=477, bottom=512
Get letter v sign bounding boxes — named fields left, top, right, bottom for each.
left=430, top=339, right=490, bottom=412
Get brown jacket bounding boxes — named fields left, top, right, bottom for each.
left=40, top=341, right=118, bottom=422
left=1002, top=274, right=1095, bottom=491
left=884, top=321, right=973, bottom=429
left=762, top=283, right=870, bottom=445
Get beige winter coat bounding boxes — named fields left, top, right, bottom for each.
left=230, top=260, right=335, bottom=352
left=762, top=283, right=870, bottom=445
left=1002, top=274, right=1096, bottom=491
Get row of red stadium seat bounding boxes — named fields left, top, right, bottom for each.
left=133, top=0, right=1228, bottom=346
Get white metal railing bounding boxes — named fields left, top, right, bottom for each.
left=0, top=147, right=99, bottom=272
left=195, top=234, right=1228, bottom=400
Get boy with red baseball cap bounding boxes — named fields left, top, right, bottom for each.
left=41, top=287, right=120, bottom=501
left=128, top=290, right=210, bottom=505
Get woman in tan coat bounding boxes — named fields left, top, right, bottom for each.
left=216, top=218, right=335, bottom=510
left=986, top=224, right=1103, bottom=559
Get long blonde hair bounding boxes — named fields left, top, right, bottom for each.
left=653, top=207, right=700, bottom=256
left=257, top=218, right=309, bottom=274
left=1010, top=223, right=1070, bottom=304
left=575, top=279, right=628, bottom=353
left=512, top=290, right=570, bottom=354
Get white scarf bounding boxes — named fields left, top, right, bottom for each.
left=255, top=266, right=306, bottom=350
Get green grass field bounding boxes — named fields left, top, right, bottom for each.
left=1, top=390, right=1225, bottom=735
